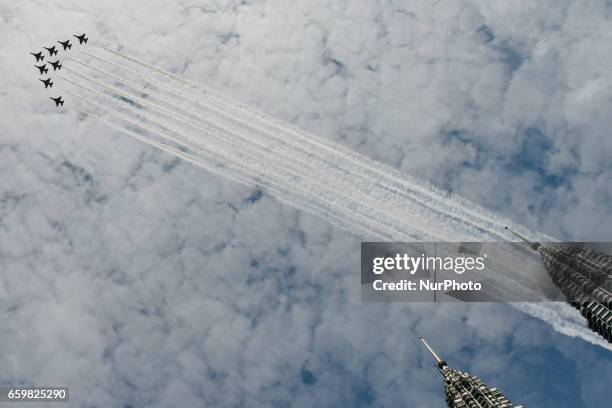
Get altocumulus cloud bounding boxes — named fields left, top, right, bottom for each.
left=0, top=0, right=611, bottom=407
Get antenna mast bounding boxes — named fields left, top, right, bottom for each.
left=419, top=337, right=447, bottom=370
left=505, top=226, right=541, bottom=251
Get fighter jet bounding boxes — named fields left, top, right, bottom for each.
left=50, top=96, right=64, bottom=107
left=35, top=64, right=48, bottom=75
left=58, top=40, right=72, bottom=50
left=73, top=34, right=88, bottom=45
left=49, top=60, right=62, bottom=71
left=30, top=51, right=44, bottom=62
left=44, top=46, right=58, bottom=56
left=39, top=78, right=53, bottom=88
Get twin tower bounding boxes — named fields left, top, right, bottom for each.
left=422, top=227, right=611, bottom=407
left=420, top=337, right=522, bottom=408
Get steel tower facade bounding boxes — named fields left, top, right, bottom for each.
left=420, top=337, right=523, bottom=408
left=506, top=227, right=612, bottom=343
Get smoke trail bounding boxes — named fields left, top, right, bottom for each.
left=61, top=75, right=413, bottom=240
left=73, top=105, right=390, bottom=240
left=61, top=73, right=549, bottom=306
left=84, top=50, right=520, bottom=239
left=70, top=53, right=503, bottom=240
left=60, top=73, right=425, bottom=240
left=87, top=47, right=551, bottom=245
left=59, top=65, right=463, bottom=241
left=58, top=47, right=610, bottom=349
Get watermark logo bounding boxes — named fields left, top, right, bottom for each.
left=360, top=242, right=612, bottom=302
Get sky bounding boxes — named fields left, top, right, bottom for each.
left=1, top=0, right=611, bottom=407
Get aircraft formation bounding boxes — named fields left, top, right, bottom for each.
left=30, top=33, right=88, bottom=107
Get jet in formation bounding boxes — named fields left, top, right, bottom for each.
left=35, top=64, right=48, bottom=75
left=50, top=96, right=64, bottom=107
left=39, top=78, right=53, bottom=88
left=58, top=40, right=72, bottom=50
left=30, top=51, right=44, bottom=62
left=31, top=34, right=88, bottom=109
left=49, top=60, right=62, bottom=71
left=73, top=34, right=88, bottom=45
left=44, top=46, right=58, bottom=56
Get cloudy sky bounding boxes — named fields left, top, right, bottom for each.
left=1, top=0, right=611, bottom=407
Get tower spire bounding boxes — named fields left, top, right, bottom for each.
left=419, top=337, right=447, bottom=370
left=505, top=226, right=541, bottom=251
left=504, top=226, right=611, bottom=343
left=420, top=336, right=523, bottom=407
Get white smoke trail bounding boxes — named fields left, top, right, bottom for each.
left=61, top=76, right=414, bottom=240
left=59, top=64, right=472, bottom=241
left=64, top=56, right=494, bottom=242
left=59, top=73, right=424, bottom=240
left=60, top=68, right=550, bottom=307
left=84, top=49, right=529, bottom=242
left=58, top=47, right=610, bottom=349
left=72, top=105, right=390, bottom=240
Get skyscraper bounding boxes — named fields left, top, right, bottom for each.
left=505, top=227, right=612, bottom=343
left=420, top=337, right=522, bottom=408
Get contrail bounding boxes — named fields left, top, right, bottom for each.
left=73, top=104, right=389, bottom=240
left=65, top=53, right=503, bottom=240
left=88, top=47, right=546, bottom=244
left=65, top=80, right=552, bottom=308
left=60, top=73, right=430, bottom=240
left=62, top=79, right=410, bottom=240
left=58, top=46, right=610, bottom=349
left=73, top=107, right=369, bottom=236
left=59, top=66, right=465, bottom=241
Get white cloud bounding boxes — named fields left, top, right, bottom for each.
left=1, top=0, right=611, bottom=406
